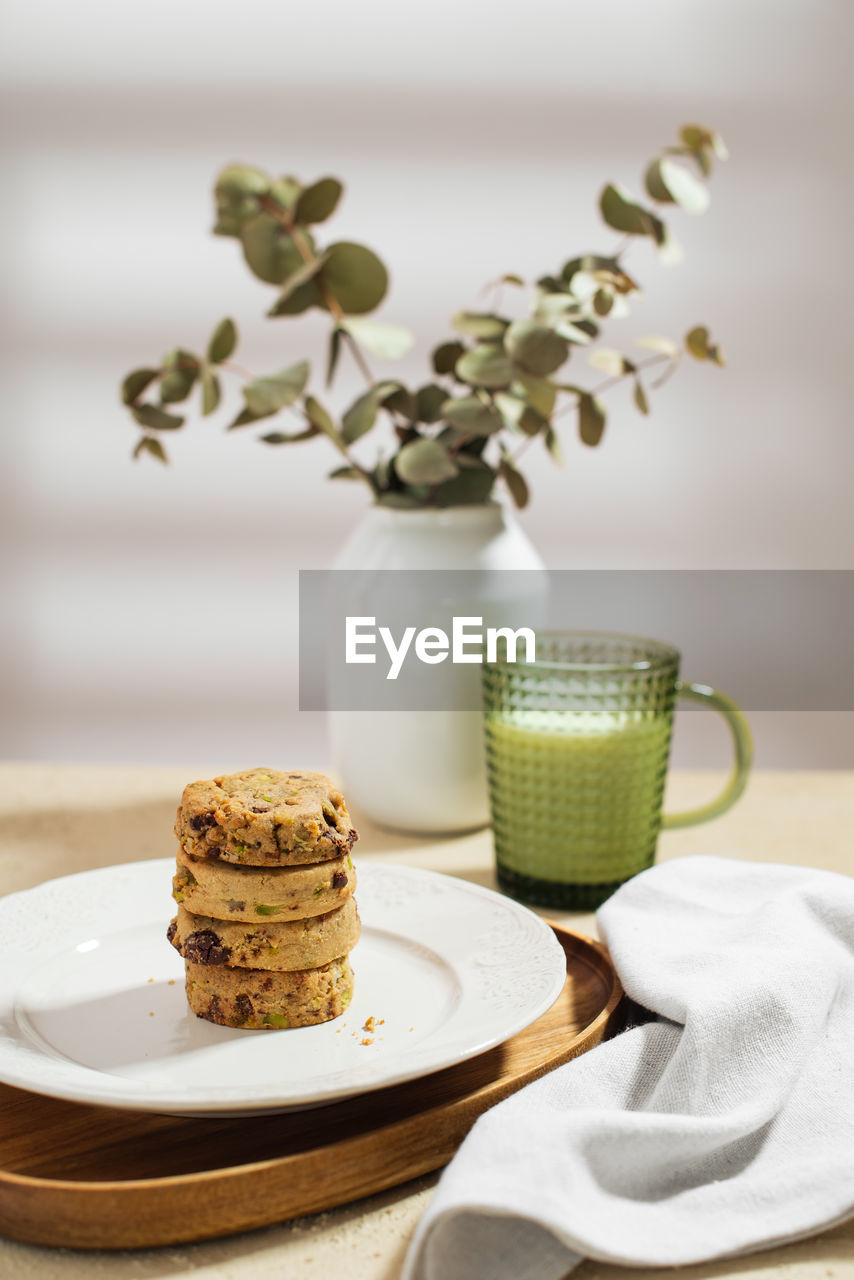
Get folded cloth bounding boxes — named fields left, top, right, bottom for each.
left=404, top=855, right=854, bottom=1280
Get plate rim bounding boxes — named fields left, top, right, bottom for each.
left=0, top=859, right=567, bottom=1115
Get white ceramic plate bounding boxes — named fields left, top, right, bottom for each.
left=0, top=860, right=566, bottom=1115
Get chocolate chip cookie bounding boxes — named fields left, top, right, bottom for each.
left=175, top=769, right=358, bottom=866
left=184, top=955, right=354, bottom=1029
left=168, top=897, right=360, bottom=972
left=172, top=846, right=355, bottom=923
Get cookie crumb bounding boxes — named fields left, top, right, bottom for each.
left=360, top=1037, right=374, bottom=1046
left=147, top=977, right=154, bottom=984
left=148, top=1011, right=154, bottom=1017
left=168, top=979, right=175, bottom=985
left=362, top=1016, right=377, bottom=1033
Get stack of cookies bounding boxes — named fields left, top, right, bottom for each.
left=167, top=768, right=359, bottom=1030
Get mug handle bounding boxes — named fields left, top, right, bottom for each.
left=661, top=681, right=753, bottom=829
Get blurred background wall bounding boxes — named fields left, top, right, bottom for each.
left=1, top=0, right=852, bottom=770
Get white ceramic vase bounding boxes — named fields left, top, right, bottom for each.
left=329, top=501, right=547, bottom=834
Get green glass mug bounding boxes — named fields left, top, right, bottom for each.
left=482, top=631, right=753, bottom=910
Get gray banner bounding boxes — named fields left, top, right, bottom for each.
left=299, top=570, right=854, bottom=711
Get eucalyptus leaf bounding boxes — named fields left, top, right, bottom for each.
left=646, top=158, right=709, bottom=214
left=321, top=242, right=388, bottom=315
left=261, top=426, right=320, bottom=444
left=201, top=367, right=221, bottom=415
left=578, top=393, right=606, bottom=447
left=341, top=380, right=401, bottom=444
left=633, top=379, right=650, bottom=415
left=268, top=279, right=325, bottom=316
left=384, top=386, right=418, bottom=420
left=512, top=374, right=557, bottom=417
left=636, top=335, right=680, bottom=358
left=544, top=425, right=563, bottom=467
left=588, top=348, right=632, bottom=377
left=599, top=184, right=666, bottom=243
left=415, top=383, right=448, bottom=424
left=242, top=361, right=310, bottom=416
left=304, top=395, right=337, bottom=436
left=241, top=213, right=304, bottom=285
left=432, top=341, right=466, bottom=376
left=207, top=317, right=237, bottom=364
left=132, top=403, right=185, bottom=431
left=269, top=176, right=302, bottom=212
left=685, top=325, right=724, bottom=365
left=228, top=406, right=274, bottom=430
left=593, top=289, right=613, bottom=317
left=159, top=350, right=199, bottom=403
left=213, top=166, right=270, bottom=237
left=328, top=465, right=365, bottom=481
left=133, top=435, right=169, bottom=464
left=295, top=177, right=343, bottom=225
left=455, top=344, right=514, bottom=389
left=375, top=491, right=425, bottom=509
left=441, top=395, right=504, bottom=436
left=505, top=320, right=569, bottom=376
left=122, top=367, right=159, bottom=406
left=215, top=165, right=270, bottom=200
left=273, top=254, right=329, bottom=307
left=395, top=438, right=458, bottom=486
left=499, top=457, right=530, bottom=509
left=432, top=464, right=496, bottom=508
left=345, top=317, right=415, bottom=360
left=327, top=328, right=343, bottom=386
left=451, top=312, right=509, bottom=340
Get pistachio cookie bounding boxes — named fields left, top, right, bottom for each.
left=168, top=897, right=361, bottom=972
left=184, top=955, right=354, bottom=1029
left=175, top=768, right=358, bottom=866
left=172, top=846, right=355, bottom=923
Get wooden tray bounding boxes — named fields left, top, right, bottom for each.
left=0, top=925, right=622, bottom=1251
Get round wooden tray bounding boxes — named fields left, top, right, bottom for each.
left=0, top=924, right=623, bottom=1250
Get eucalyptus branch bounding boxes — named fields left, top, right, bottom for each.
left=120, top=124, right=728, bottom=507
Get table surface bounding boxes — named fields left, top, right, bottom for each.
left=0, top=763, right=852, bottom=1280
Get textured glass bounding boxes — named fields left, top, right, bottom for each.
left=482, top=632, right=680, bottom=910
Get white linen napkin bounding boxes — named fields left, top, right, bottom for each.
left=404, top=855, right=854, bottom=1280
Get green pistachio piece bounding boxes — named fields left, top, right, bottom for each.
left=255, top=903, right=280, bottom=915
left=262, top=1013, right=290, bottom=1028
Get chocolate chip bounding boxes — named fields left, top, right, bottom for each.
left=189, top=811, right=216, bottom=832
left=347, top=829, right=358, bottom=849
left=251, top=803, right=271, bottom=813
left=331, top=870, right=348, bottom=890
left=235, top=993, right=253, bottom=1020
left=262, top=976, right=273, bottom=991
left=166, top=919, right=178, bottom=946
left=184, top=930, right=232, bottom=966
left=326, top=1000, right=335, bottom=1018
left=226, top=899, right=245, bottom=912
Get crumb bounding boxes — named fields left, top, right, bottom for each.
left=378, top=1018, right=385, bottom=1025
left=336, top=1029, right=342, bottom=1034
left=409, top=1026, right=414, bottom=1032
left=363, top=1016, right=376, bottom=1033
left=148, top=1011, right=154, bottom=1017
left=360, top=1037, right=374, bottom=1046
left=147, top=977, right=154, bottom=984
left=167, top=979, right=175, bottom=986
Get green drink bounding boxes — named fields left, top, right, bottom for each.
left=482, top=632, right=753, bottom=910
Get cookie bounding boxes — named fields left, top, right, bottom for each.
left=184, top=955, right=354, bottom=1029
left=168, top=897, right=360, bottom=972
left=175, top=769, right=358, bottom=866
left=172, top=846, right=355, bottom=923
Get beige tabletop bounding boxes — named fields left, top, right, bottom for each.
left=0, top=764, right=852, bottom=1279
